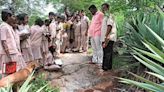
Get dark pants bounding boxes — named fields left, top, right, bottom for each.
left=102, top=41, right=114, bottom=70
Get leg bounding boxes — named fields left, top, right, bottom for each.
left=94, top=36, right=103, bottom=64
left=83, top=34, right=88, bottom=52
left=91, top=37, right=98, bottom=63
left=77, top=36, right=81, bottom=51
left=102, top=41, right=114, bottom=70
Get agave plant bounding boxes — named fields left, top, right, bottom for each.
left=0, top=71, right=47, bottom=92
left=119, top=8, right=164, bottom=92
left=124, top=6, right=164, bottom=51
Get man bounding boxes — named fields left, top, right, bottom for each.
left=88, top=5, right=104, bottom=64
left=101, top=3, right=117, bottom=70
left=80, top=10, right=90, bottom=52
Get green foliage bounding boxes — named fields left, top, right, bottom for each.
left=124, top=8, right=164, bottom=50
left=0, top=72, right=47, bottom=92
left=29, top=73, right=60, bottom=92
left=119, top=9, right=164, bottom=92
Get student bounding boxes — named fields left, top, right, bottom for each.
left=101, top=3, right=117, bottom=70
left=12, top=16, right=26, bottom=71
left=17, top=13, right=34, bottom=63
left=49, top=12, right=57, bottom=57
left=80, top=10, right=90, bottom=52
left=60, top=16, right=68, bottom=53
left=88, top=5, right=104, bottom=64
left=30, top=18, right=44, bottom=64
left=73, top=15, right=81, bottom=52
left=41, top=19, right=53, bottom=66
left=0, top=9, right=21, bottom=76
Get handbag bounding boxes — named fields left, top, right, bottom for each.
left=3, top=62, right=17, bottom=74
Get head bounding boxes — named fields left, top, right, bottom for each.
left=12, top=15, right=18, bottom=29
left=102, top=3, right=110, bottom=13
left=76, top=15, right=81, bottom=22
left=35, top=18, right=44, bottom=27
left=88, top=5, right=97, bottom=15
left=1, top=9, right=15, bottom=26
left=26, top=61, right=39, bottom=72
left=17, top=13, right=28, bottom=25
left=44, top=19, right=51, bottom=26
left=80, top=10, right=85, bottom=17
left=60, top=15, right=65, bottom=22
left=49, top=12, right=55, bottom=21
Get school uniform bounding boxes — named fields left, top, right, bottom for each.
left=60, top=23, right=68, bottom=53
left=15, top=29, right=26, bottom=70
left=41, top=25, right=53, bottom=65
left=30, top=25, right=44, bottom=60
left=55, top=22, right=63, bottom=54
left=18, top=25, right=34, bottom=63
left=0, top=22, right=25, bottom=73
left=81, top=16, right=89, bottom=51
left=74, top=21, right=81, bottom=51
left=49, top=20, right=57, bottom=47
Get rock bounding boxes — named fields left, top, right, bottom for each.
left=44, top=64, right=61, bottom=71
left=94, top=81, right=114, bottom=92
left=43, top=53, right=117, bottom=92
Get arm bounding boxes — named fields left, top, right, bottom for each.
left=85, top=17, right=90, bottom=36
left=0, top=27, right=11, bottom=60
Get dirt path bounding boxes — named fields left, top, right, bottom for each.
left=43, top=53, right=117, bottom=92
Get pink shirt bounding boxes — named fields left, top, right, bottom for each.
left=88, top=11, right=104, bottom=37
left=0, top=22, right=19, bottom=54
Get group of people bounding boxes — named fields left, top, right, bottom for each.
left=0, top=2, right=116, bottom=77
left=0, top=5, right=90, bottom=76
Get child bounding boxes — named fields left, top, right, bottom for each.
left=73, top=15, right=81, bottom=52
left=41, top=19, right=53, bottom=66
left=17, top=13, right=34, bottom=63
left=30, top=18, right=44, bottom=65
left=0, top=9, right=22, bottom=76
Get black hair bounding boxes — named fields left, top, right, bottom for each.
left=17, top=13, right=28, bottom=21
left=61, top=15, right=65, bottom=20
left=102, top=3, right=109, bottom=8
left=1, top=9, right=13, bottom=21
left=49, top=12, right=55, bottom=16
left=44, top=19, right=51, bottom=26
left=88, top=5, right=97, bottom=10
left=80, top=10, right=84, bottom=13
left=35, top=18, right=44, bottom=27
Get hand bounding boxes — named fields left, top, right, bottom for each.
left=102, top=43, right=107, bottom=48
left=85, top=32, right=88, bottom=36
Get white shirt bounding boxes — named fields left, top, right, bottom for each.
left=101, top=14, right=117, bottom=42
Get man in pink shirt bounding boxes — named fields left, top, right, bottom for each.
left=88, top=5, right=104, bottom=64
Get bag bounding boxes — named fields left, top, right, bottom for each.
left=3, top=62, right=17, bottom=74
